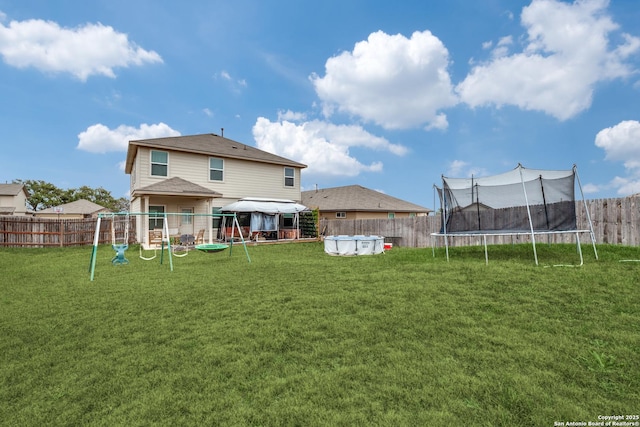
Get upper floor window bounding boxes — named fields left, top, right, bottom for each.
left=336, top=212, right=346, bottom=219
left=284, top=167, right=295, bottom=187
left=209, top=157, right=224, bottom=181
left=388, top=212, right=396, bottom=219
left=151, top=150, right=168, bottom=177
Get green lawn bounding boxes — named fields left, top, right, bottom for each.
left=1, top=242, right=638, bottom=426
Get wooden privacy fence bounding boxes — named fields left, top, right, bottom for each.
left=322, top=196, right=640, bottom=248
left=0, top=216, right=136, bottom=247
left=0, top=197, right=637, bottom=248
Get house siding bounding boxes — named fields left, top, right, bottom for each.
left=129, top=143, right=304, bottom=245
left=0, top=191, right=28, bottom=215
left=136, top=147, right=302, bottom=203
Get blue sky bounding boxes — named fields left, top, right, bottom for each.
left=1, top=0, right=639, bottom=210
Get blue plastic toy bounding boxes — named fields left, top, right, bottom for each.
left=111, top=244, right=129, bottom=265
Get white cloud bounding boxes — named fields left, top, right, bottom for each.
left=446, top=160, right=470, bottom=177
left=608, top=176, right=640, bottom=196
left=581, top=183, right=600, bottom=194
left=277, top=109, right=307, bottom=122
left=456, top=0, right=640, bottom=121
left=595, top=120, right=640, bottom=169
left=0, top=16, right=162, bottom=81
left=203, top=108, right=214, bottom=117
left=311, top=30, right=457, bottom=130
left=595, top=120, right=640, bottom=195
left=252, top=117, right=408, bottom=177
left=491, top=36, right=513, bottom=59
left=214, top=70, right=247, bottom=92
left=77, top=122, right=181, bottom=153
left=445, top=160, right=489, bottom=178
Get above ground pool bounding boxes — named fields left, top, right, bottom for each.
left=324, top=235, right=385, bottom=256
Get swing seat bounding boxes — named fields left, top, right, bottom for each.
left=112, top=244, right=129, bottom=265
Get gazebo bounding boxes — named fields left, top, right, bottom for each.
left=219, top=197, right=308, bottom=241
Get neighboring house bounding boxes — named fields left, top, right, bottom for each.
left=124, top=133, right=307, bottom=244
left=0, top=183, right=29, bottom=216
left=35, top=199, right=110, bottom=219
left=456, top=202, right=492, bottom=213
left=302, top=185, right=431, bottom=220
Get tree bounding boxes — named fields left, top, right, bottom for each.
left=13, top=179, right=128, bottom=212
left=14, top=179, right=65, bottom=211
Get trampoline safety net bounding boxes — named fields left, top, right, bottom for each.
left=439, top=164, right=577, bottom=234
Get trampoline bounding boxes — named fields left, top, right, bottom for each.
left=433, top=164, right=598, bottom=265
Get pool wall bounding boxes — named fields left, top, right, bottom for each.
left=324, top=235, right=385, bottom=256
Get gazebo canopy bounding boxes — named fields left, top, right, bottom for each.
left=220, top=197, right=307, bottom=214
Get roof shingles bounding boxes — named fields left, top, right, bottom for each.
left=133, top=177, right=222, bottom=197
left=302, top=185, right=430, bottom=213
left=125, top=133, right=306, bottom=174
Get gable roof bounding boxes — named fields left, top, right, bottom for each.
left=125, top=133, right=306, bottom=173
left=37, top=199, right=109, bottom=215
left=132, top=177, right=222, bottom=198
left=0, top=183, right=26, bottom=196
left=302, top=185, right=431, bottom=213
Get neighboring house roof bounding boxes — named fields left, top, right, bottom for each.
left=125, top=133, right=307, bottom=173
left=37, top=199, right=109, bottom=215
left=132, top=177, right=222, bottom=198
left=0, top=183, right=26, bottom=196
left=456, top=202, right=492, bottom=212
left=302, top=185, right=431, bottom=213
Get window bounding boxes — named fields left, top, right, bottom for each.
left=181, top=208, right=193, bottom=225
left=209, top=157, right=224, bottom=181
left=212, top=207, right=222, bottom=229
left=151, top=151, right=168, bottom=177
left=388, top=213, right=395, bottom=219
left=283, top=213, right=294, bottom=227
left=284, top=167, right=295, bottom=187
left=149, top=205, right=165, bottom=230
left=336, top=212, right=346, bottom=219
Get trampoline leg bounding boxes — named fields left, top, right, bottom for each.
left=483, top=234, right=488, bottom=265
left=576, top=232, right=584, bottom=266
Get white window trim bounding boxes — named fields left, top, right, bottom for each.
left=150, top=150, right=169, bottom=177
left=209, top=157, right=224, bottom=182
left=284, top=167, right=295, bottom=188
left=336, top=212, right=346, bottom=218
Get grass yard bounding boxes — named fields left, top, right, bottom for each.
left=1, top=241, right=639, bottom=426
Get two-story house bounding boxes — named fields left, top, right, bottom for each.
left=0, top=183, right=29, bottom=216
left=124, top=133, right=306, bottom=245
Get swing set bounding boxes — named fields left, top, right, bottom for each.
left=89, top=211, right=250, bottom=281
left=110, top=213, right=130, bottom=265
